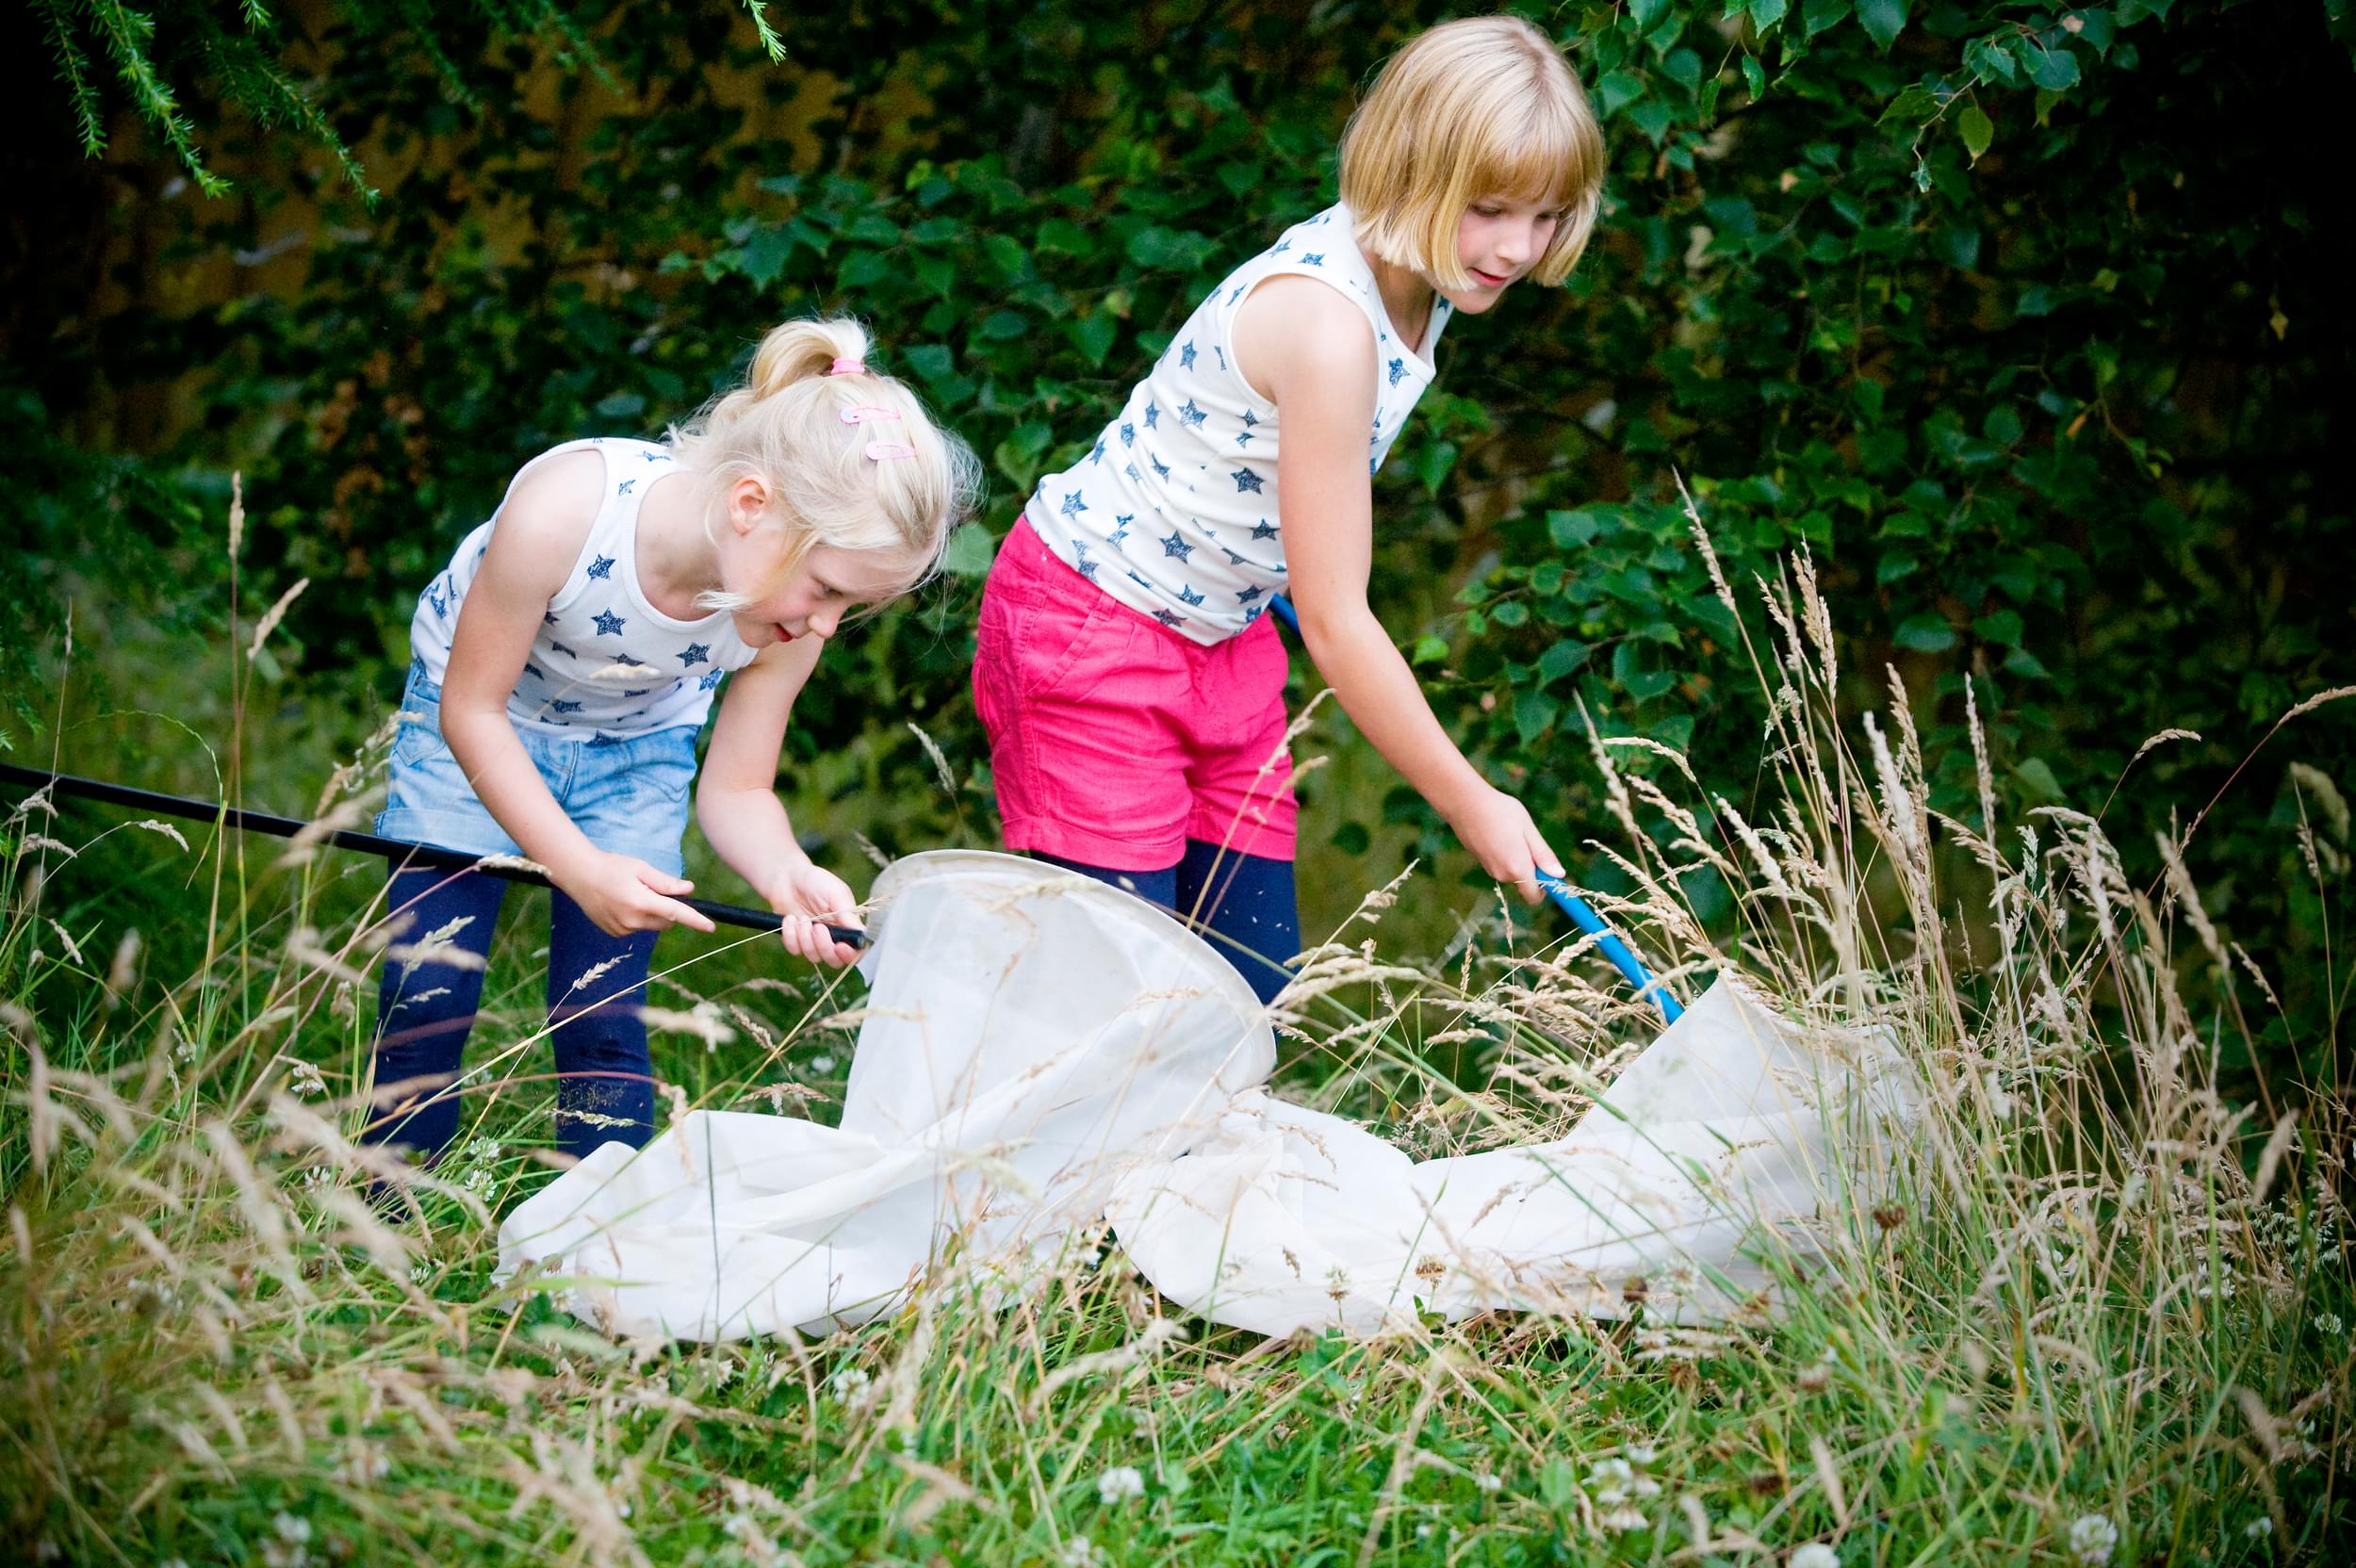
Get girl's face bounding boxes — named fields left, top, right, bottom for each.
left=1436, top=195, right=1564, bottom=315
left=718, top=484, right=915, bottom=648
left=728, top=542, right=910, bottom=650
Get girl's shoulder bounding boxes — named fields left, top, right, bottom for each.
left=489, top=444, right=613, bottom=566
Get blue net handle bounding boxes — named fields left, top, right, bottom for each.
left=1537, top=874, right=1683, bottom=1024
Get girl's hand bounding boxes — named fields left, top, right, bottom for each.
left=767, top=860, right=863, bottom=969
left=564, top=851, right=718, bottom=938
left=1444, top=785, right=1564, bottom=906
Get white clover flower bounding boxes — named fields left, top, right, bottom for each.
left=285, top=1058, right=327, bottom=1098
left=809, top=1054, right=836, bottom=1075
left=1059, top=1537, right=1099, bottom=1566
left=337, top=1444, right=391, bottom=1484
left=2315, top=1311, right=2345, bottom=1336
left=1473, top=1468, right=1502, bottom=1494
left=273, top=1514, right=313, bottom=1545
left=827, top=1365, right=874, bottom=1407
left=1791, top=1544, right=1841, bottom=1568
left=1624, top=1444, right=1659, bottom=1466
left=2244, top=1516, right=2274, bottom=1540
left=1096, top=1465, right=1145, bottom=1505
left=261, top=1524, right=312, bottom=1568
left=1600, top=1504, right=1649, bottom=1533
left=1586, top=1457, right=1635, bottom=1505
left=2067, top=1512, right=2119, bottom=1565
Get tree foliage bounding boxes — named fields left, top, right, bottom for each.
left=9, top=0, right=2351, bottom=1083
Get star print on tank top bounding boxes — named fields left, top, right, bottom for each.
left=407, top=438, right=758, bottom=736
left=1024, top=203, right=1451, bottom=645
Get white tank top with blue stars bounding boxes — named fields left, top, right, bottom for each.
left=408, top=437, right=759, bottom=738
left=1023, top=203, right=1451, bottom=645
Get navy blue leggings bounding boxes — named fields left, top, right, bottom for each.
left=1037, top=841, right=1299, bottom=1005
left=364, top=866, right=658, bottom=1164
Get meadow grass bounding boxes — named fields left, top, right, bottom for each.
left=2, top=523, right=2350, bottom=1566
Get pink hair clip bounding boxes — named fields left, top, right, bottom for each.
left=827, top=357, right=868, bottom=376
left=839, top=403, right=903, bottom=426
left=864, top=440, right=917, bottom=463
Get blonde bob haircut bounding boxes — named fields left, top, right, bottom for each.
left=667, top=316, right=983, bottom=614
left=1339, top=15, right=1606, bottom=291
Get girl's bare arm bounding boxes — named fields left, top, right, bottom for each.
left=1235, top=278, right=1561, bottom=899
left=438, top=450, right=712, bottom=935
left=696, top=636, right=860, bottom=965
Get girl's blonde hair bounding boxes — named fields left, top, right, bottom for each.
left=1338, top=16, right=1606, bottom=291
left=668, top=317, right=983, bottom=612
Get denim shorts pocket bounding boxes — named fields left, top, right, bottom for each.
left=630, top=728, right=699, bottom=810
left=391, top=697, right=448, bottom=768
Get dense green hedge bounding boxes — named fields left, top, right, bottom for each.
left=8, top=0, right=2351, bottom=1081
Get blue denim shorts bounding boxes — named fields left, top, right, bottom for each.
left=377, top=661, right=700, bottom=877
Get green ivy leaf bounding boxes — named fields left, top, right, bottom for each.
left=1893, top=612, right=1958, bottom=651
left=1973, top=608, right=2024, bottom=645
left=1877, top=84, right=1939, bottom=126
left=1410, top=439, right=1458, bottom=497
left=1596, top=69, right=1647, bottom=117
left=2026, top=40, right=2083, bottom=90
left=1514, top=687, right=1561, bottom=743
left=1411, top=634, right=1449, bottom=667
left=733, top=225, right=794, bottom=287
left=911, top=252, right=956, bottom=299
left=1035, top=218, right=1093, bottom=255
left=902, top=344, right=956, bottom=384
left=837, top=250, right=892, bottom=288
left=1065, top=309, right=1118, bottom=368
left=1547, top=509, right=1600, bottom=547
left=1537, top=639, right=1590, bottom=684
left=2012, top=757, right=2066, bottom=802
left=938, top=522, right=994, bottom=579
left=984, top=233, right=1031, bottom=280
left=1857, top=0, right=1909, bottom=50
left=1960, top=105, right=1995, bottom=161
left=992, top=421, right=1052, bottom=491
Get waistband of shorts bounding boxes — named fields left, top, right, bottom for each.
left=1006, top=514, right=1265, bottom=655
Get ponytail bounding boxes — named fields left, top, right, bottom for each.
left=668, top=316, right=983, bottom=610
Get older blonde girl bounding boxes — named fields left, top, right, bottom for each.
left=973, top=16, right=1606, bottom=1003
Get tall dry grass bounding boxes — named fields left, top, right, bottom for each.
left=1, top=493, right=2349, bottom=1565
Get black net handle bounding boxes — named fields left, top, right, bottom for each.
left=0, top=761, right=868, bottom=949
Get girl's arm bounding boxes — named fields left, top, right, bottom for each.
left=695, top=634, right=862, bottom=968
left=438, top=451, right=716, bottom=938
left=1235, top=277, right=1562, bottom=902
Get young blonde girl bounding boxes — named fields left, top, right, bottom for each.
left=973, top=17, right=1605, bottom=1001
left=368, top=318, right=979, bottom=1164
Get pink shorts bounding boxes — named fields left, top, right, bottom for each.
left=973, top=518, right=1297, bottom=871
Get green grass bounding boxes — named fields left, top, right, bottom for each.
left=3, top=533, right=2350, bottom=1566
